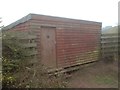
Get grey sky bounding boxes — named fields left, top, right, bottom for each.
left=0, top=0, right=119, bottom=28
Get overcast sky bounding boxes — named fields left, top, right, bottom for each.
left=0, top=0, right=119, bottom=28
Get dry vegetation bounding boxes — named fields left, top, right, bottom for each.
left=2, top=32, right=67, bottom=88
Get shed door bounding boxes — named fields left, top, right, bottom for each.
left=41, top=27, right=56, bottom=68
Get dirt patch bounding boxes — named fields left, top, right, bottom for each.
left=66, top=60, right=118, bottom=88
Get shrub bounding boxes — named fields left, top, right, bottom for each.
left=2, top=31, right=67, bottom=88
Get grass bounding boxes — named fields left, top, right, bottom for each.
left=94, top=75, right=118, bottom=85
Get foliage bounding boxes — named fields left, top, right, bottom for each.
left=2, top=32, right=26, bottom=88
left=2, top=31, right=67, bottom=88
left=2, top=33, right=26, bottom=60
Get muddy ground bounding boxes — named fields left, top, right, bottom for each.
left=65, top=60, right=118, bottom=88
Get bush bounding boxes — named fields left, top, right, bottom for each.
left=2, top=31, right=67, bottom=88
